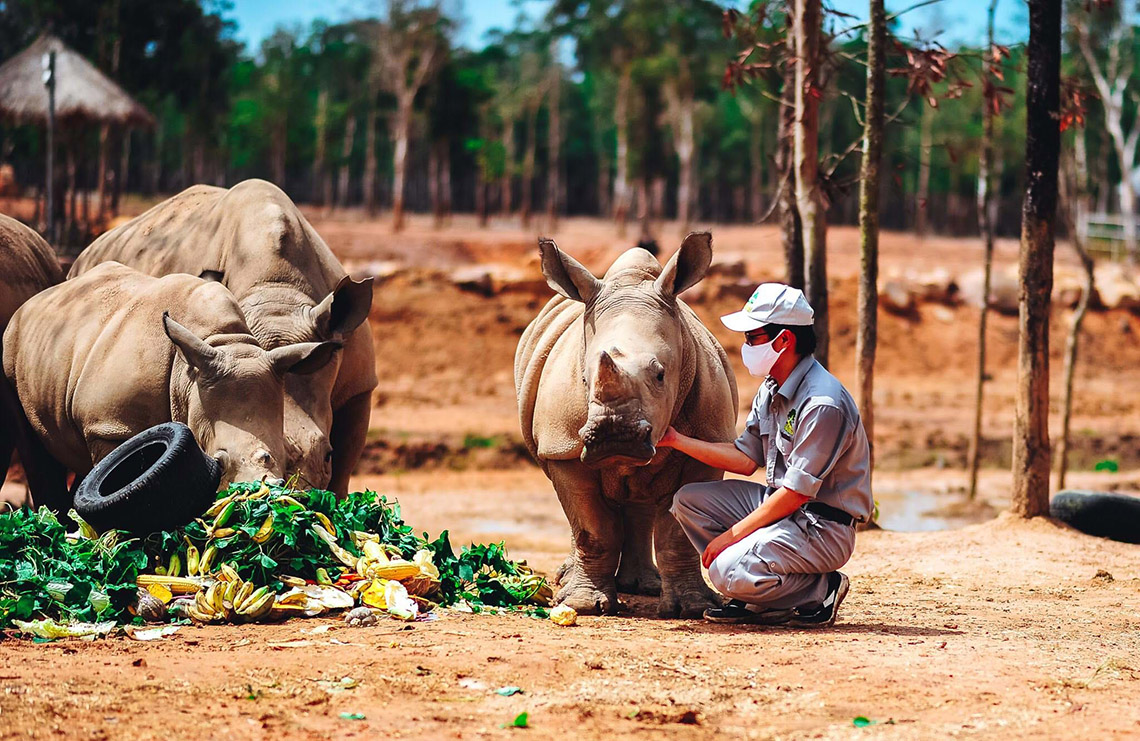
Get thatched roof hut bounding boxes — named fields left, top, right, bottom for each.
left=0, top=33, right=154, bottom=128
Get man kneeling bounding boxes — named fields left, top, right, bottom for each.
left=660, top=284, right=872, bottom=626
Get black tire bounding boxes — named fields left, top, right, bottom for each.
left=1050, top=490, right=1140, bottom=545
left=74, top=422, right=221, bottom=535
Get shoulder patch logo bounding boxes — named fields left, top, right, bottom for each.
left=783, top=409, right=797, bottom=436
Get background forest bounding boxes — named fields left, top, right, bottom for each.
left=3, top=0, right=1123, bottom=241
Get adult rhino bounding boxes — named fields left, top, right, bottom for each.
left=71, top=180, right=376, bottom=494
left=515, top=233, right=738, bottom=617
left=3, top=262, right=338, bottom=512
left=0, top=214, right=63, bottom=508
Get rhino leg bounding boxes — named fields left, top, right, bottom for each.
left=547, top=460, right=621, bottom=615
left=328, top=391, right=372, bottom=497
left=1, top=377, right=68, bottom=512
left=653, top=463, right=723, bottom=618
left=615, top=503, right=662, bottom=596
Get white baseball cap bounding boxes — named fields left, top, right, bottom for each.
left=720, top=283, right=815, bottom=332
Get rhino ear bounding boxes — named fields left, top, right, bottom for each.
left=267, top=340, right=342, bottom=377
left=164, top=312, right=221, bottom=372
left=311, top=276, right=373, bottom=339
left=539, top=238, right=602, bottom=303
left=656, top=232, right=712, bottom=300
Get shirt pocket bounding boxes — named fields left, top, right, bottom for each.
left=775, top=429, right=792, bottom=458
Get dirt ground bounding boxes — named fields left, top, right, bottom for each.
left=2, top=208, right=1139, bottom=739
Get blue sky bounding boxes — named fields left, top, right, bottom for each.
left=226, top=0, right=1029, bottom=56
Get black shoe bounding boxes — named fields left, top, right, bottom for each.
left=792, top=572, right=849, bottom=628
left=703, top=599, right=794, bottom=625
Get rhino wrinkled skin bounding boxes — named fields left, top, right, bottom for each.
left=70, top=179, right=377, bottom=494
left=0, top=214, right=63, bottom=507
left=3, top=262, right=339, bottom=512
left=515, top=233, right=739, bottom=617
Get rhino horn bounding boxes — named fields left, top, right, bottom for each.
left=593, top=350, right=625, bottom=402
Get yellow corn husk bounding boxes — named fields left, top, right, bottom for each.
left=136, top=574, right=204, bottom=595
left=247, top=482, right=271, bottom=500
left=361, top=579, right=389, bottom=609
left=362, top=541, right=387, bottom=562
left=251, top=513, right=274, bottom=543
left=412, top=550, right=439, bottom=580
left=352, top=530, right=379, bottom=549
left=278, top=575, right=307, bottom=587
left=145, top=583, right=174, bottom=604
left=310, top=525, right=356, bottom=568
left=368, top=561, right=421, bottom=581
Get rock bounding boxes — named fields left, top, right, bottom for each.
left=450, top=266, right=495, bottom=297
left=707, top=259, right=746, bottom=279
left=344, top=607, right=379, bottom=627
left=959, top=268, right=1019, bottom=315
left=911, top=268, right=959, bottom=305
left=1095, top=264, right=1140, bottom=312
left=879, top=280, right=918, bottom=317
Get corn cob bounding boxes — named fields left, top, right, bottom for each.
left=136, top=574, right=204, bottom=595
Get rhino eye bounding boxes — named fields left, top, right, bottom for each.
left=656, top=369, right=665, bottom=383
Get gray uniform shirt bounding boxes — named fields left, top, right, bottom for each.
left=733, top=356, right=874, bottom=522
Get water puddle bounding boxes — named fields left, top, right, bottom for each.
left=874, top=488, right=995, bottom=532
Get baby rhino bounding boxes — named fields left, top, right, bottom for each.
left=2, top=262, right=338, bottom=513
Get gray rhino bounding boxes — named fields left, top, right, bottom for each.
left=3, top=262, right=338, bottom=512
left=0, top=214, right=63, bottom=507
left=70, top=180, right=376, bottom=494
left=515, top=233, right=738, bottom=616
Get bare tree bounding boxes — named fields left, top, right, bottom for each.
left=793, top=0, right=829, bottom=365
left=778, top=35, right=804, bottom=289
left=915, top=101, right=933, bottom=237
left=663, top=55, right=697, bottom=234
left=1075, top=6, right=1138, bottom=257
left=546, top=37, right=562, bottom=232
left=313, top=86, right=330, bottom=207
left=369, top=1, right=445, bottom=232
left=967, top=0, right=1001, bottom=501
left=1012, top=0, right=1061, bottom=518
left=856, top=0, right=886, bottom=467
left=614, top=60, right=633, bottom=237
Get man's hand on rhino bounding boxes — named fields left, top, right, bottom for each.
left=655, top=427, right=759, bottom=477
left=657, top=426, right=680, bottom=448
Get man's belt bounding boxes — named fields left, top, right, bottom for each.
left=803, top=501, right=855, bottom=527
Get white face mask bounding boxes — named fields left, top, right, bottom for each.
left=741, top=333, right=784, bottom=378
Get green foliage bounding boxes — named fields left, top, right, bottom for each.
left=0, top=508, right=147, bottom=627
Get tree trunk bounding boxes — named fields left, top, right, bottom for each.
left=392, top=96, right=412, bottom=232
left=429, top=140, right=441, bottom=228
left=1056, top=135, right=1095, bottom=491
left=313, top=86, right=329, bottom=207
left=968, top=0, right=1000, bottom=501
left=337, top=113, right=357, bottom=210
left=112, top=127, right=129, bottom=215
left=793, top=0, right=829, bottom=366
left=750, top=116, right=763, bottom=222
left=915, top=102, right=933, bottom=237
left=614, top=63, right=632, bottom=238
left=96, top=124, right=110, bottom=220
left=597, top=141, right=612, bottom=217
left=440, top=138, right=452, bottom=225
left=521, top=103, right=538, bottom=229
left=779, top=36, right=804, bottom=289
left=476, top=176, right=488, bottom=227
left=675, top=93, right=695, bottom=234
left=501, top=119, right=514, bottom=215
left=546, top=50, right=562, bottom=233
left=363, top=100, right=380, bottom=216
left=1012, top=0, right=1060, bottom=518
left=856, top=0, right=886, bottom=469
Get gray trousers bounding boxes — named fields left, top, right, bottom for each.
left=670, top=479, right=856, bottom=610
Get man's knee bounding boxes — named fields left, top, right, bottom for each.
left=671, top=481, right=719, bottom=517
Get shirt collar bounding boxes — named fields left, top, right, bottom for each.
left=773, top=355, right=815, bottom=401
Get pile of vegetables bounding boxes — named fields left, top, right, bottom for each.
left=0, top=483, right=552, bottom=632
